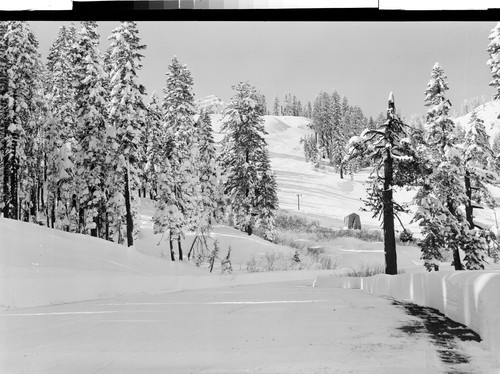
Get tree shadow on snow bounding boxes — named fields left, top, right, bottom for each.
left=392, top=299, right=481, bottom=374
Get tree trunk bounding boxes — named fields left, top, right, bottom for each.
left=30, top=187, right=36, bottom=219
left=105, top=210, right=109, bottom=241
left=2, top=140, right=10, bottom=218
left=383, top=148, right=397, bottom=275
left=177, top=236, right=183, bottom=261
left=447, top=200, right=464, bottom=271
left=124, top=165, right=134, bottom=247
left=169, top=238, right=175, bottom=261
left=339, top=163, right=344, bottom=179
left=464, top=171, right=474, bottom=229
left=383, top=96, right=397, bottom=275
left=7, top=135, right=19, bottom=220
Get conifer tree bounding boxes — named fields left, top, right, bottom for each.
left=154, top=56, right=199, bottom=260
left=311, top=91, right=334, bottom=163
left=330, top=91, right=346, bottom=177
left=273, top=94, right=281, bottom=116
left=255, top=148, right=279, bottom=241
left=45, top=23, right=78, bottom=230
left=347, top=93, right=415, bottom=274
left=462, top=112, right=498, bottom=269
left=487, top=22, right=500, bottom=101
left=107, top=21, right=146, bottom=246
left=145, top=91, right=163, bottom=200
left=72, top=21, right=109, bottom=236
left=220, top=82, right=277, bottom=237
left=415, top=63, right=467, bottom=271
left=197, top=111, right=224, bottom=230
left=1, top=22, right=44, bottom=221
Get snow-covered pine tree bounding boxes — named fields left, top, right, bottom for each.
left=330, top=90, right=346, bottom=178
left=487, top=22, right=500, bottom=101
left=305, top=101, right=313, bottom=119
left=220, top=81, right=277, bottom=236
left=273, top=94, right=281, bottom=116
left=107, top=21, right=147, bottom=246
left=71, top=21, right=109, bottom=237
left=492, top=132, right=500, bottom=174
left=415, top=63, right=468, bottom=271
left=255, top=148, right=279, bottom=241
left=144, top=91, right=162, bottom=200
left=197, top=110, right=223, bottom=229
left=311, top=91, right=334, bottom=163
left=462, top=111, right=499, bottom=269
left=154, top=56, right=199, bottom=260
left=45, top=23, right=79, bottom=231
left=257, top=93, right=267, bottom=116
left=346, top=93, right=416, bottom=274
left=1, top=22, right=44, bottom=221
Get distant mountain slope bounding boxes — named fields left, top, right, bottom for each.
left=195, top=95, right=225, bottom=114
left=454, top=100, right=500, bottom=142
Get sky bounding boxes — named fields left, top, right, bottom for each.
left=29, top=21, right=498, bottom=119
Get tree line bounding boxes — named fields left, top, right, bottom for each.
left=0, top=21, right=278, bottom=259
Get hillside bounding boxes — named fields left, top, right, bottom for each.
left=454, top=99, right=500, bottom=142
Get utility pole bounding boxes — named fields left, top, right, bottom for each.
left=297, top=194, right=302, bottom=211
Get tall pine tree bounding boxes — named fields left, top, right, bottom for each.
left=414, top=63, right=467, bottom=271
left=72, top=21, right=109, bottom=236
left=154, top=56, right=199, bottom=260
left=487, top=22, right=500, bottom=101
left=462, top=112, right=499, bottom=269
left=347, top=93, right=415, bottom=274
left=1, top=22, right=44, bottom=221
left=220, top=82, right=277, bottom=237
left=107, top=21, right=146, bottom=246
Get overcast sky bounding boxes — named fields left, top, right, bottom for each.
left=30, top=21, right=497, bottom=119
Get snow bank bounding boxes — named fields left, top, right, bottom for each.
left=0, top=216, right=332, bottom=310
left=316, top=271, right=500, bottom=358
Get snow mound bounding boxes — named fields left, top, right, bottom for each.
left=264, top=116, right=291, bottom=133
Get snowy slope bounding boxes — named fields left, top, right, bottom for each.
left=0, top=211, right=333, bottom=310
left=212, top=114, right=419, bottom=231
left=454, top=100, right=500, bottom=142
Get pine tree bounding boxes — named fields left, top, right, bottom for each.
left=144, top=91, right=163, bottom=200
left=330, top=91, right=346, bottom=177
left=1, top=22, right=44, bottom=221
left=415, top=63, right=467, bottom=271
left=462, top=112, right=498, bottom=269
left=45, top=24, right=79, bottom=231
left=492, top=132, right=500, bottom=174
left=273, top=94, right=280, bottom=116
left=196, top=110, right=224, bottom=232
left=107, top=21, right=147, bottom=246
left=347, top=93, right=416, bottom=274
left=311, top=91, right=334, bottom=163
left=257, top=93, right=267, bottom=116
left=220, top=82, right=277, bottom=236
left=72, top=21, right=109, bottom=237
left=154, top=56, right=199, bottom=260
left=487, top=22, right=500, bottom=101
left=306, top=101, right=313, bottom=119
left=255, top=148, right=279, bottom=241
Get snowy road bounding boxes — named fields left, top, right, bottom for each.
left=0, top=281, right=492, bottom=373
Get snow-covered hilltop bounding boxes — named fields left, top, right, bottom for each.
left=454, top=99, right=500, bottom=142
left=195, top=94, right=226, bottom=114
